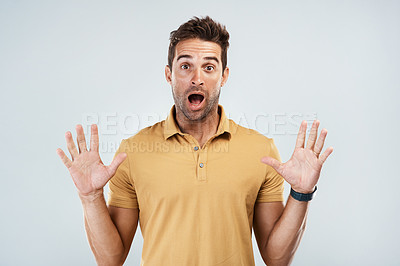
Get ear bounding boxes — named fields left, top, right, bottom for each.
left=165, top=65, right=172, bottom=85
left=221, top=67, right=229, bottom=87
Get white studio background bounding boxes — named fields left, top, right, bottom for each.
left=0, top=0, right=399, bottom=265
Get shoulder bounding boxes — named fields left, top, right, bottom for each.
left=228, top=119, right=280, bottom=159
left=126, top=120, right=165, bottom=142
left=117, top=120, right=166, bottom=153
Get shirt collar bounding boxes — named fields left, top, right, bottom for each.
left=163, top=104, right=231, bottom=140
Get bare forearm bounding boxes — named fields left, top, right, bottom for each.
left=79, top=190, right=125, bottom=266
left=263, top=195, right=310, bottom=265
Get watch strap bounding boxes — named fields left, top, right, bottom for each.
left=290, top=186, right=317, bottom=202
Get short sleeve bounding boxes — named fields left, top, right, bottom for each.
left=256, top=138, right=285, bottom=203
left=107, top=139, right=139, bottom=209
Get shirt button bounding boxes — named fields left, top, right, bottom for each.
left=194, top=146, right=199, bottom=151
left=199, top=163, right=204, bottom=168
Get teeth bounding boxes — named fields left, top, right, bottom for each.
left=190, top=100, right=201, bottom=106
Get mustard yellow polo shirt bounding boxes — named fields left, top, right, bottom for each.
left=108, top=104, right=284, bottom=266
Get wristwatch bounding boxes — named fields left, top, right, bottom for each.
left=290, top=186, right=317, bottom=202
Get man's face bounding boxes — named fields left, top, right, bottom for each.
left=165, top=38, right=229, bottom=122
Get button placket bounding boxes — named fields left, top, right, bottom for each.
left=184, top=135, right=199, bottom=167
left=184, top=136, right=202, bottom=181
left=197, top=146, right=208, bottom=181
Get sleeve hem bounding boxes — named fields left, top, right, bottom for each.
left=256, top=194, right=284, bottom=203
left=107, top=198, right=139, bottom=209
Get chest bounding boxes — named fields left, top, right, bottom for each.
left=130, top=142, right=266, bottom=210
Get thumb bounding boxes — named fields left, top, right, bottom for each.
left=107, top=152, right=128, bottom=177
left=261, top=156, right=282, bottom=174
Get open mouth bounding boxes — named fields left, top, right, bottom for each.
left=188, top=93, right=204, bottom=106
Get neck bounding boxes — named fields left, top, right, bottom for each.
left=175, top=105, right=220, bottom=147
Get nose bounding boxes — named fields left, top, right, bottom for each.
left=191, top=68, right=204, bottom=86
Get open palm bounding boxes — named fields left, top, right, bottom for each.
left=56, top=124, right=127, bottom=196
left=261, top=120, right=333, bottom=194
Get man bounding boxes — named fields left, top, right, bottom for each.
left=57, top=16, right=333, bottom=265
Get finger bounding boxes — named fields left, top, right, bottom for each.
left=56, top=148, right=72, bottom=168
left=306, top=120, right=320, bottom=150
left=76, top=124, right=88, bottom=153
left=65, top=131, right=79, bottom=159
left=314, top=128, right=328, bottom=155
left=261, top=156, right=283, bottom=175
left=107, top=152, right=128, bottom=177
left=319, top=147, right=334, bottom=164
left=295, top=121, right=307, bottom=148
left=90, top=124, right=99, bottom=152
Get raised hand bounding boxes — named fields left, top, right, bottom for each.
left=56, top=124, right=127, bottom=197
left=261, top=120, right=333, bottom=194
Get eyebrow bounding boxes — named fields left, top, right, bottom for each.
left=176, top=55, right=220, bottom=64
left=204, top=56, right=220, bottom=64
left=176, top=55, right=192, bottom=61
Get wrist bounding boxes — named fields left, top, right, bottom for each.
left=290, top=186, right=317, bottom=202
left=78, top=189, right=104, bottom=202
left=291, top=186, right=315, bottom=194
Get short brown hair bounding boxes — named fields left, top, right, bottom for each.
left=168, top=16, right=230, bottom=72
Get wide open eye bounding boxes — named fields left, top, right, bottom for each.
left=205, top=65, right=214, bottom=71
left=181, top=64, right=189, bottom=70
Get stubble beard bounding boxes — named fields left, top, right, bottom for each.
left=172, top=86, right=221, bottom=122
